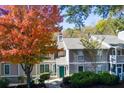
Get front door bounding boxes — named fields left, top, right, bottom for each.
left=59, top=66, right=64, bottom=78
left=117, top=65, right=122, bottom=80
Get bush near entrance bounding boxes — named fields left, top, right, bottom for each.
left=61, top=71, right=119, bottom=88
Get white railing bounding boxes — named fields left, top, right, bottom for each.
left=110, top=55, right=124, bottom=63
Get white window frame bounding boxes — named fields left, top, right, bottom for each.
left=40, top=64, right=49, bottom=73
left=4, top=64, right=11, bottom=75
left=77, top=50, right=84, bottom=62
left=77, top=55, right=84, bottom=62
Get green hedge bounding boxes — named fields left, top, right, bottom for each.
left=98, top=72, right=119, bottom=85
left=0, top=78, right=10, bottom=88
left=62, top=71, right=119, bottom=87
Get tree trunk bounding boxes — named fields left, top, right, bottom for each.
left=26, top=72, right=31, bottom=88
left=20, top=64, right=33, bottom=88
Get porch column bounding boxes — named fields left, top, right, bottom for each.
left=66, top=49, right=70, bottom=76
left=115, top=47, right=118, bottom=63
left=35, top=64, right=37, bottom=76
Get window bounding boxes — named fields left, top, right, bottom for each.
left=77, top=50, right=83, bottom=55
left=4, top=64, right=10, bottom=75
left=78, top=56, right=84, bottom=61
left=123, top=64, right=124, bottom=72
left=40, top=64, right=44, bottom=73
left=78, top=66, right=83, bottom=72
left=111, top=64, right=116, bottom=73
left=117, top=50, right=122, bottom=55
left=112, top=50, right=115, bottom=55
left=40, top=64, right=49, bottom=73
left=58, top=35, right=63, bottom=42
left=45, top=64, right=49, bottom=72
left=64, top=67, right=66, bottom=75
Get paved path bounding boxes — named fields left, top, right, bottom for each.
left=45, top=78, right=62, bottom=88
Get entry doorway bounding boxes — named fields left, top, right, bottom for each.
left=117, top=64, right=123, bottom=80
left=59, top=66, right=65, bottom=78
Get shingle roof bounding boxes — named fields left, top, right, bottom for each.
left=92, top=35, right=124, bottom=45
left=62, top=35, right=124, bottom=49
left=63, top=38, right=84, bottom=49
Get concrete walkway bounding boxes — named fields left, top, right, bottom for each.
left=45, top=78, right=62, bottom=88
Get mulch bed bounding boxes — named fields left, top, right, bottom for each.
left=8, top=83, right=46, bottom=88
left=60, top=82, right=124, bottom=88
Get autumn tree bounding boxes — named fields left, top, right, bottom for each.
left=0, top=5, right=62, bottom=87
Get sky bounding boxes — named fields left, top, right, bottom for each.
left=61, top=13, right=102, bottom=30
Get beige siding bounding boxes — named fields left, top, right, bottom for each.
left=0, top=63, right=18, bottom=76
left=11, top=64, right=18, bottom=75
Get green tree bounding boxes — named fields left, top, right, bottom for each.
left=96, top=17, right=124, bottom=35
left=61, top=5, right=124, bottom=30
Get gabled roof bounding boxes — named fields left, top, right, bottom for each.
left=63, top=38, right=84, bottom=49
left=62, top=35, right=124, bottom=49
left=92, top=35, right=124, bottom=45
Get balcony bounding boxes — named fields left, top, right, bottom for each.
left=110, top=55, right=124, bottom=63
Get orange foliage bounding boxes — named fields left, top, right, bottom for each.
left=0, top=5, right=62, bottom=64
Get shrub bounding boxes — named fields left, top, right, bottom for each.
left=18, top=76, right=26, bottom=83
left=70, top=72, right=100, bottom=87
left=38, top=73, right=50, bottom=84
left=63, top=76, right=71, bottom=85
left=62, top=71, right=119, bottom=88
left=0, top=78, right=10, bottom=88
left=98, top=72, right=119, bottom=85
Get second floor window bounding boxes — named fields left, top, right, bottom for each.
left=77, top=56, right=84, bottom=62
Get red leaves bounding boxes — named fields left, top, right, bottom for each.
left=0, top=5, right=62, bottom=64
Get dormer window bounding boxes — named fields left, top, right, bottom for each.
left=59, top=35, right=63, bottom=41
left=58, top=33, right=63, bottom=42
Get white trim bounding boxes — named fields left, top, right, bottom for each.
left=36, top=64, right=38, bottom=75
left=18, top=64, right=20, bottom=76
left=4, top=64, right=11, bottom=75
left=63, top=40, right=70, bottom=76
left=69, top=61, right=109, bottom=64
left=1, top=75, right=20, bottom=77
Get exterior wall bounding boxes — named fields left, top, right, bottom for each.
left=69, top=63, right=109, bottom=74
left=69, top=49, right=109, bottom=63
left=1, top=63, right=18, bottom=76
left=69, top=49, right=83, bottom=62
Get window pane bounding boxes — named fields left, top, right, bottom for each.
left=5, top=65, right=10, bottom=75
left=45, top=64, right=49, bottom=72
left=78, top=66, right=83, bottom=72
left=40, top=65, right=44, bottom=73
left=112, top=64, right=116, bottom=73
left=78, top=56, right=84, bottom=61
